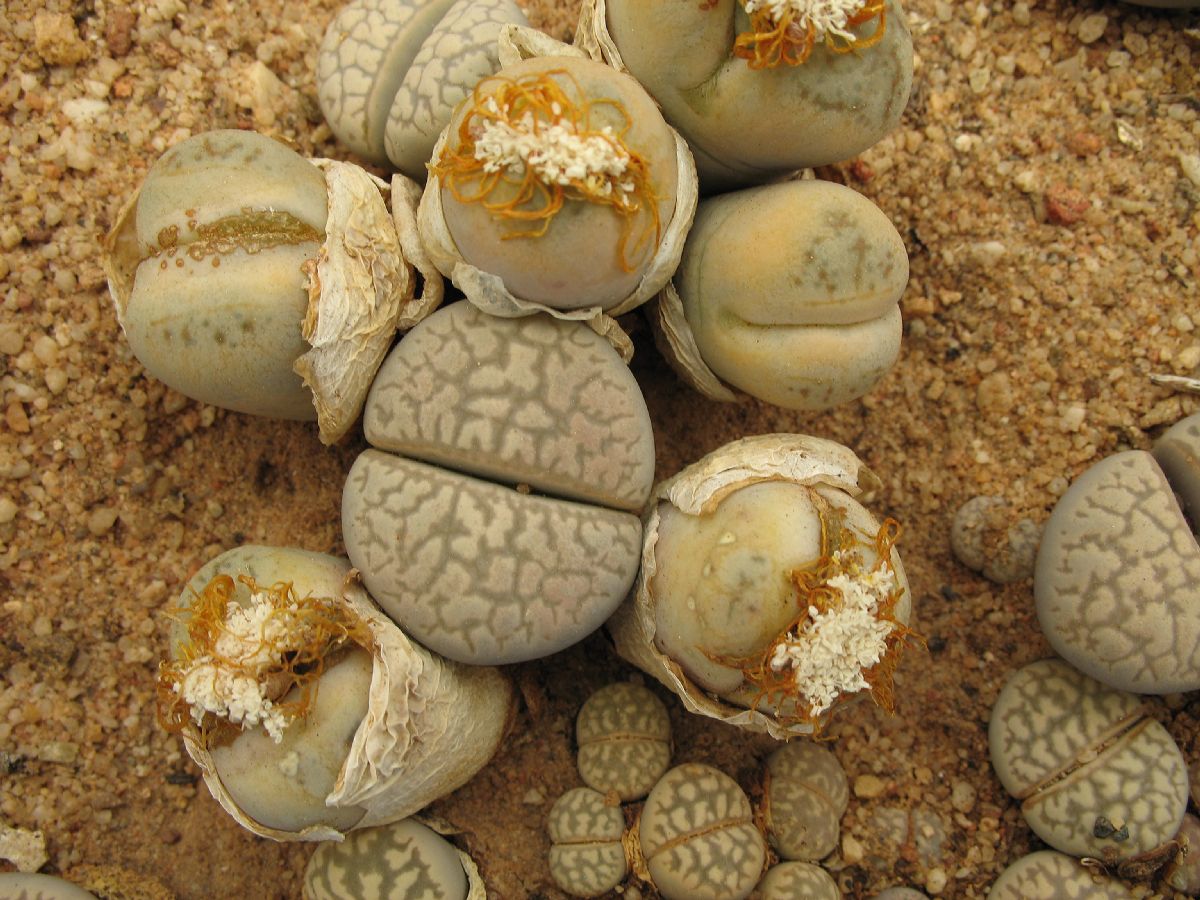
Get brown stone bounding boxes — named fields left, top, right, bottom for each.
left=4, top=402, right=30, bottom=434
left=1065, top=131, right=1104, bottom=157
left=1045, top=183, right=1091, bottom=225
left=105, top=8, right=137, bottom=58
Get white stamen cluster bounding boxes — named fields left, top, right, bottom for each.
left=769, top=551, right=898, bottom=717
left=743, top=0, right=868, bottom=43
left=473, top=98, right=635, bottom=197
left=173, top=593, right=297, bottom=743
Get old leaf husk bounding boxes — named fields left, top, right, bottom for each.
left=575, top=0, right=624, bottom=69
left=608, top=433, right=912, bottom=739
left=102, top=189, right=141, bottom=326
left=296, top=160, right=425, bottom=445
left=389, top=172, right=445, bottom=325
left=648, top=282, right=739, bottom=403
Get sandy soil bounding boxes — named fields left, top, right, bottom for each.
left=1, top=0, right=1198, bottom=897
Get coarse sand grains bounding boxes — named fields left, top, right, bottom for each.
left=0, top=0, right=1198, bottom=897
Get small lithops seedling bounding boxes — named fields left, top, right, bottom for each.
left=103, top=129, right=430, bottom=444
left=547, top=787, right=630, bottom=898
left=1035, top=411, right=1200, bottom=694
left=304, top=818, right=481, bottom=900
left=576, top=682, right=672, bottom=801
left=578, top=0, right=913, bottom=188
left=0, top=874, right=97, bottom=899
left=873, top=888, right=929, bottom=899
left=763, top=741, right=848, bottom=861
left=988, top=658, right=1188, bottom=864
left=755, top=862, right=839, bottom=899
left=158, top=545, right=514, bottom=840
left=419, top=34, right=696, bottom=320
left=639, top=763, right=766, bottom=900
left=950, top=496, right=1041, bottom=585
left=986, top=850, right=1135, bottom=900
left=609, top=434, right=915, bottom=738
left=652, top=179, right=907, bottom=411
left=317, top=0, right=528, bottom=177
left=343, top=301, right=652, bottom=665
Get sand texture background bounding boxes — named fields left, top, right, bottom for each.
left=1, top=0, right=1199, bottom=897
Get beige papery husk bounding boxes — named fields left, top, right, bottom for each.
left=575, top=0, right=624, bottom=70
left=607, top=433, right=910, bottom=739
left=416, top=24, right=698, bottom=363
left=648, top=281, right=740, bottom=403
left=296, top=161, right=440, bottom=444
left=182, top=572, right=515, bottom=843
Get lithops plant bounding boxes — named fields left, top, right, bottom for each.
left=1153, top=410, right=1200, bottom=522
left=547, top=787, right=630, bottom=898
left=762, top=741, right=848, bottom=861
left=103, top=129, right=433, bottom=444
left=419, top=31, right=696, bottom=324
left=950, top=496, right=1041, bottom=585
left=639, top=763, right=766, bottom=900
left=756, top=862, right=839, bottom=899
left=652, top=179, right=907, bottom=411
left=577, top=0, right=913, bottom=189
left=873, top=889, right=929, bottom=899
left=576, top=682, right=672, bottom=801
left=157, top=545, right=514, bottom=840
left=343, top=301, right=652, bottom=665
left=1035, top=411, right=1200, bottom=693
left=317, top=0, right=528, bottom=177
left=304, top=817, right=483, bottom=900
left=988, top=658, right=1188, bottom=865
left=0, top=874, right=97, bottom=899
left=609, top=434, right=914, bottom=738
left=986, top=850, right=1135, bottom=900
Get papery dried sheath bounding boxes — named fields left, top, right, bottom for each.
left=294, top=161, right=418, bottom=444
